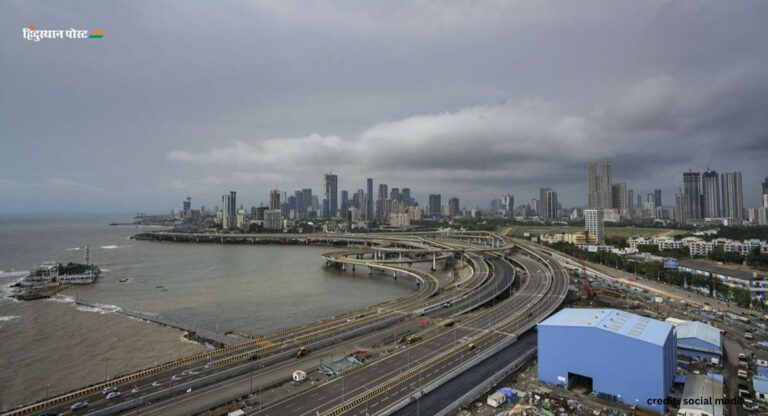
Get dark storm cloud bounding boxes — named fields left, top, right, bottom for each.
left=2, top=1, right=767, bottom=213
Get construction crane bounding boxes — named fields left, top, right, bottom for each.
left=581, top=231, right=595, bottom=300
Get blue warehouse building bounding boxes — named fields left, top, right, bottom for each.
left=538, top=309, right=677, bottom=413
left=675, top=321, right=722, bottom=361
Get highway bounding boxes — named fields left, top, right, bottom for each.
left=3, top=231, right=562, bottom=416
left=5, top=235, right=457, bottom=416
left=251, top=245, right=568, bottom=416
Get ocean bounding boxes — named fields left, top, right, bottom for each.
left=0, top=216, right=414, bottom=409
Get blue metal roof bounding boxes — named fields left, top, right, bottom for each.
left=539, top=308, right=673, bottom=346
left=758, top=366, right=768, bottom=378
left=753, top=375, right=768, bottom=393
left=676, top=321, right=722, bottom=353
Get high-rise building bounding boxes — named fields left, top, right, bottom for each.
left=587, top=163, right=612, bottom=209
left=323, top=173, right=338, bottom=218
left=376, top=183, right=388, bottom=221
left=428, top=194, right=442, bottom=217
left=540, top=188, right=558, bottom=220
left=501, top=194, right=514, bottom=218
left=627, top=189, right=634, bottom=216
left=401, top=188, right=411, bottom=206
left=539, top=188, right=550, bottom=218
left=611, top=183, right=628, bottom=215
left=378, top=184, right=388, bottom=201
left=264, top=210, right=282, bottom=230
left=221, top=191, right=237, bottom=230
left=182, top=196, right=191, bottom=217
left=448, top=197, right=460, bottom=218
left=366, top=178, right=374, bottom=220
left=674, top=191, right=685, bottom=224
left=721, top=171, right=743, bottom=220
left=763, top=177, right=768, bottom=209
left=269, top=189, right=281, bottom=211
left=636, top=194, right=642, bottom=210
left=682, top=171, right=702, bottom=223
left=293, top=190, right=304, bottom=218
left=701, top=170, right=720, bottom=218
left=653, top=189, right=662, bottom=209
left=390, top=187, right=400, bottom=201
left=584, top=209, right=605, bottom=244
left=302, top=189, right=313, bottom=217
left=340, top=190, right=349, bottom=217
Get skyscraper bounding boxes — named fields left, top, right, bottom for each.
left=448, top=197, right=460, bottom=218
left=653, top=189, right=662, bottom=209
left=501, top=194, right=514, bottom=218
left=269, top=189, right=281, bottom=211
left=683, top=171, right=702, bottom=223
left=540, top=188, right=558, bottom=220
left=428, top=194, right=442, bottom=217
left=366, top=178, right=374, bottom=220
left=674, top=191, right=685, bottom=224
left=323, top=173, right=338, bottom=218
left=611, top=183, right=628, bottom=215
left=378, top=184, right=388, bottom=201
left=539, top=187, right=550, bottom=218
left=627, top=189, right=634, bottom=216
left=701, top=170, right=720, bottom=218
left=390, top=187, right=401, bottom=201
left=340, top=190, right=349, bottom=217
left=584, top=209, right=605, bottom=244
left=721, top=171, right=743, bottom=219
left=587, top=163, right=612, bottom=209
left=301, top=189, right=313, bottom=217
left=376, top=183, right=388, bottom=221
left=221, top=191, right=237, bottom=230
left=401, top=188, right=411, bottom=206
left=182, top=195, right=192, bottom=218
left=763, top=177, right=768, bottom=209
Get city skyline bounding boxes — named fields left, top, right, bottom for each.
left=3, top=1, right=768, bottom=214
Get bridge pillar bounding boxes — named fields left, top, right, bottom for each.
left=342, top=264, right=346, bottom=271
left=368, top=267, right=373, bottom=275
left=352, top=265, right=356, bottom=272
left=431, top=253, right=437, bottom=271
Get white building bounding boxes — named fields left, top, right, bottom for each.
left=388, top=213, right=410, bottom=227
left=584, top=209, right=605, bottom=244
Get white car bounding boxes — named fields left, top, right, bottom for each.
left=106, top=391, right=121, bottom=400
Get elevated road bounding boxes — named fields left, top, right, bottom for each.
left=3, top=232, right=545, bottom=416
left=251, top=245, right=568, bottom=416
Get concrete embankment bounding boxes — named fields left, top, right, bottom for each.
left=73, top=299, right=235, bottom=347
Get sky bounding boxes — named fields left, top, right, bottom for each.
left=1, top=1, right=767, bottom=215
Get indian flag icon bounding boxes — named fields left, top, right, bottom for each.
left=89, top=29, right=106, bottom=39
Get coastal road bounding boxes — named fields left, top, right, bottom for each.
left=250, top=247, right=567, bottom=416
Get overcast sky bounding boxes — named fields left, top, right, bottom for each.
left=2, top=1, right=767, bottom=215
